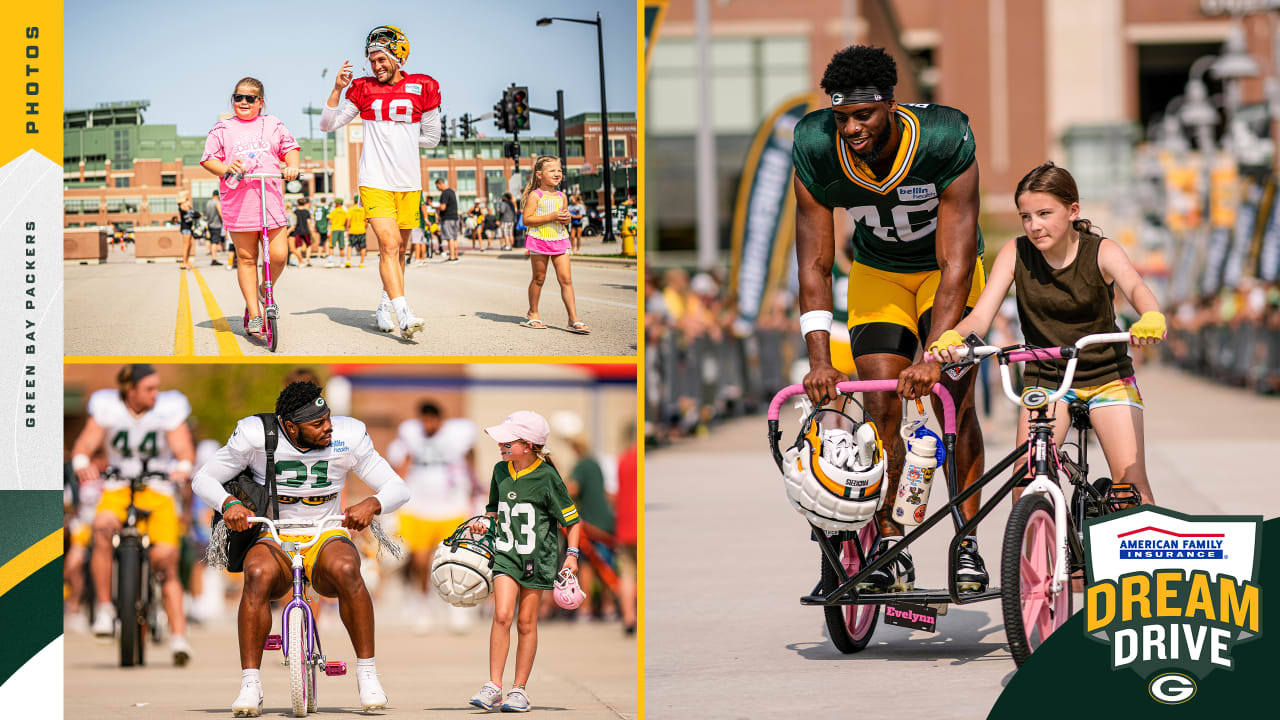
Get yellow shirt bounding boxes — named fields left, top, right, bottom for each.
left=347, top=206, right=367, bottom=234
left=328, top=206, right=349, bottom=230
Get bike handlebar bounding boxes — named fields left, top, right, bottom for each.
left=243, top=172, right=282, bottom=179
left=248, top=514, right=345, bottom=550
left=767, top=380, right=957, bottom=434
left=924, top=331, right=1133, bottom=405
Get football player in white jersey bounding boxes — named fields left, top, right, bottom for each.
left=69, top=364, right=197, bottom=664
left=387, top=401, right=479, bottom=633
left=191, top=381, right=409, bottom=716
left=320, top=25, right=441, bottom=340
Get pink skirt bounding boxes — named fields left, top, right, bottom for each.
left=526, top=236, right=571, bottom=256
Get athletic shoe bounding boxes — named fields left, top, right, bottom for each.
left=955, top=537, right=989, bottom=593
left=246, top=316, right=265, bottom=336
left=171, top=635, right=193, bottom=666
left=500, top=688, right=532, bottom=713
left=398, top=311, right=425, bottom=340
left=357, top=666, right=388, bottom=710
left=66, top=611, right=90, bottom=635
left=857, top=538, right=915, bottom=593
left=210, top=259, right=222, bottom=266
left=470, top=682, right=503, bottom=710
left=326, top=257, right=335, bottom=268
left=375, top=304, right=396, bottom=333
left=346, top=261, right=352, bottom=268
left=91, top=603, right=115, bottom=638
left=225, top=262, right=235, bottom=271
left=232, top=680, right=263, bottom=717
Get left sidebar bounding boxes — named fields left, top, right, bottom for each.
left=0, top=5, right=65, bottom=719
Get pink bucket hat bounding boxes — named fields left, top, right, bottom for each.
left=484, top=410, right=551, bottom=446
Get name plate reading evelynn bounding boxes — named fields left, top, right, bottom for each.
left=883, top=602, right=938, bottom=632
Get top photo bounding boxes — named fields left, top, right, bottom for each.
left=62, top=0, right=640, bottom=358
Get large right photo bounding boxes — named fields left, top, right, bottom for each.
left=643, top=2, right=1280, bottom=717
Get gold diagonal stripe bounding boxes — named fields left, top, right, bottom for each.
left=0, top=530, right=62, bottom=599
left=191, top=268, right=244, bottom=356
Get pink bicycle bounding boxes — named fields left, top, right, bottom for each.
left=767, top=331, right=1140, bottom=664
left=241, top=172, right=281, bottom=352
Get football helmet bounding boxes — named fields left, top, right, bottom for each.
left=430, top=517, right=495, bottom=607
left=552, top=568, right=586, bottom=610
left=782, top=410, right=886, bottom=532
left=366, top=25, right=410, bottom=66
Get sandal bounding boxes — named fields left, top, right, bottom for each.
left=568, top=321, right=591, bottom=335
left=520, top=319, right=547, bottom=329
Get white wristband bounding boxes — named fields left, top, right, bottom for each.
left=175, top=460, right=193, bottom=474
left=72, top=454, right=91, bottom=472
left=800, top=310, right=835, bottom=338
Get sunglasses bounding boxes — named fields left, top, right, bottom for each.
left=232, top=93, right=260, bottom=103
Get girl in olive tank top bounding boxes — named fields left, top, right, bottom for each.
left=518, top=156, right=590, bottom=334
left=913, top=163, right=1166, bottom=505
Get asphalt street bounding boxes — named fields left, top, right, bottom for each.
left=64, top=248, right=637, bottom=357
left=643, top=364, right=1280, bottom=719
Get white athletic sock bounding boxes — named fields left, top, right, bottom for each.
left=356, top=657, right=377, bottom=674
left=242, top=668, right=261, bottom=685
left=379, top=291, right=391, bottom=307
left=391, top=296, right=409, bottom=318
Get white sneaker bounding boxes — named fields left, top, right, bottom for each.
left=397, top=309, right=425, bottom=340
left=91, top=603, right=115, bottom=638
left=171, top=635, right=193, bottom=666
left=326, top=257, right=335, bottom=268
left=357, top=666, right=388, bottom=710
left=501, top=688, right=532, bottom=712
left=375, top=304, right=396, bottom=333
left=232, top=680, right=263, bottom=717
left=66, top=611, right=91, bottom=635
left=469, top=682, right=503, bottom=711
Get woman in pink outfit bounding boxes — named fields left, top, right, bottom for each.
left=199, top=77, right=301, bottom=336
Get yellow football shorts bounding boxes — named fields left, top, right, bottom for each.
left=397, top=513, right=467, bottom=554
left=359, top=187, right=422, bottom=230
left=256, top=527, right=353, bottom=581
left=96, top=485, right=181, bottom=548
left=846, top=257, right=986, bottom=358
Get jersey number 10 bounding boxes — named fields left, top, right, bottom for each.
left=369, top=99, right=414, bottom=123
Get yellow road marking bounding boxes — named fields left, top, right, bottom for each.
left=0, top=530, right=62, bottom=600
left=175, top=270, right=194, bottom=356
left=192, top=268, right=244, bottom=356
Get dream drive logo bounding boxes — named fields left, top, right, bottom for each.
left=1083, top=507, right=1263, bottom=705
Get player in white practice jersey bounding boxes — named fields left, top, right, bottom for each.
left=319, top=25, right=441, bottom=339
left=386, top=401, right=478, bottom=633
left=191, top=382, right=409, bottom=716
left=70, top=364, right=197, bottom=665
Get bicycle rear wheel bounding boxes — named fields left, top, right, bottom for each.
left=288, top=607, right=308, bottom=717
left=1001, top=494, right=1072, bottom=666
left=117, top=540, right=145, bottom=667
left=821, top=524, right=879, bottom=653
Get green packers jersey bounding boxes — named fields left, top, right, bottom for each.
left=792, top=103, right=983, bottom=273
left=485, top=459, right=580, bottom=589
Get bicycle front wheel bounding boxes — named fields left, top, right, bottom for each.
left=821, top=524, right=879, bottom=653
left=288, top=608, right=308, bottom=717
left=1001, top=494, right=1072, bottom=666
left=117, top=541, right=145, bottom=667
left=266, top=316, right=279, bottom=353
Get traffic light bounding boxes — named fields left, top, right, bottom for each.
left=510, top=86, right=530, bottom=132
left=442, top=113, right=451, bottom=145
left=493, top=94, right=509, bottom=133
left=460, top=113, right=471, bottom=140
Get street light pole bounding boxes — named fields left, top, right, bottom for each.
left=537, top=13, right=616, bottom=242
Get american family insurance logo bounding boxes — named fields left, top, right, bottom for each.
left=1083, top=508, right=1263, bottom=705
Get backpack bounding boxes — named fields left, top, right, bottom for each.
left=210, top=413, right=281, bottom=572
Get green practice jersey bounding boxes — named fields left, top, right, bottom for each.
left=485, top=459, right=580, bottom=589
left=792, top=103, right=983, bottom=273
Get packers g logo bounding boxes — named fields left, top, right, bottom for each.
left=1148, top=673, right=1196, bottom=705
left=507, top=491, right=517, bottom=501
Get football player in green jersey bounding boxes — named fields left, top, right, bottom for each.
left=467, top=411, right=582, bottom=713
left=794, top=45, right=989, bottom=593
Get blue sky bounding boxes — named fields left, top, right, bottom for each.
left=65, top=0, right=638, bottom=141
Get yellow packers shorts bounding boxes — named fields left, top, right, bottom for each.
left=96, top=485, right=181, bottom=548
left=397, top=513, right=467, bottom=554
left=359, top=187, right=422, bottom=229
left=846, top=257, right=986, bottom=359
left=256, top=527, right=353, bottom=581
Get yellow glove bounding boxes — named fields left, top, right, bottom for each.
left=927, top=329, right=966, bottom=356
left=1129, top=311, right=1166, bottom=341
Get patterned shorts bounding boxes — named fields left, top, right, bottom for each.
left=1029, top=375, right=1144, bottom=411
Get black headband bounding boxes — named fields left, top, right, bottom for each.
left=283, top=396, right=331, bottom=424
left=830, top=87, right=894, bottom=106
left=126, top=364, right=156, bottom=384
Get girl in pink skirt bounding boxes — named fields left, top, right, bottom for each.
left=199, top=77, right=301, bottom=337
left=519, top=156, right=589, bottom=334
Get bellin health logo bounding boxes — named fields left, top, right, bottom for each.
left=1083, top=508, right=1263, bottom=705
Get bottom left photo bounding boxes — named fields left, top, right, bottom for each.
left=62, top=361, right=637, bottom=718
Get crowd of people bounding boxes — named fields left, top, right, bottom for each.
left=1164, top=279, right=1280, bottom=394
left=63, top=364, right=637, bottom=715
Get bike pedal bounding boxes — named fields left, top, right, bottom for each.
left=324, top=661, right=347, bottom=676
left=263, top=635, right=282, bottom=651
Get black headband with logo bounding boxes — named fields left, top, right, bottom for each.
left=830, top=87, right=894, bottom=106
left=283, top=396, right=331, bottom=424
